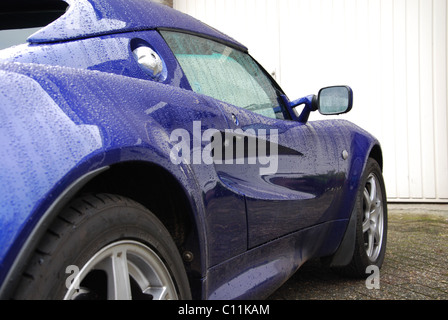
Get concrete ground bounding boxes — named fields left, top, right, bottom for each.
left=268, top=204, right=448, bottom=300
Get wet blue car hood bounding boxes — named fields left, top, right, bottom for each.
left=28, top=0, right=246, bottom=50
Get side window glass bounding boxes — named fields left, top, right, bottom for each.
left=161, top=31, right=284, bottom=120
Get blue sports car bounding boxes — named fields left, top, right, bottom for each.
left=0, top=0, right=387, bottom=300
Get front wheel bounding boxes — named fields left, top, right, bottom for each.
left=362, top=171, right=387, bottom=263
left=12, top=194, right=191, bottom=300
left=335, top=158, right=388, bottom=277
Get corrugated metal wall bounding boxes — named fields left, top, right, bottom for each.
left=173, top=0, right=448, bottom=203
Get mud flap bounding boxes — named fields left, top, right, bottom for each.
left=329, top=205, right=357, bottom=267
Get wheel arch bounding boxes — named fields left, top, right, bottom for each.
left=76, top=161, right=205, bottom=299
left=81, top=162, right=196, bottom=247
left=1, top=161, right=205, bottom=300
left=369, top=144, right=383, bottom=171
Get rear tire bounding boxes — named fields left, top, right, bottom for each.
left=13, top=193, right=191, bottom=300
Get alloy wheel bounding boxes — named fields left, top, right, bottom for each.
left=64, top=240, right=178, bottom=300
left=362, top=173, right=385, bottom=262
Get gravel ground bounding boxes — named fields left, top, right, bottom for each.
left=268, top=204, right=448, bottom=300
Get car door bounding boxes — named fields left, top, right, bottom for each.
left=216, top=102, right=347, bottom=248
left=161, top=30, right=345, bottom=249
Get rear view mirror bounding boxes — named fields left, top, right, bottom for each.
left=318, top=86, right=353, bottom=115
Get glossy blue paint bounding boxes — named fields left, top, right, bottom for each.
left=289, top=94, right=317, bottom=123
left=0, top=0, right=382, bottom=300
left=0, top=29, right=192, bottom=87
left=0, top=61, right=209, bottom=285
left=28, top=0, right=246, bottom=51
left=206, top=219, right=348, bottom=300
left=214, top=102, right=352, bottom=249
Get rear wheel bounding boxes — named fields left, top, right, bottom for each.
left=13, top=194, right=191, bottom=300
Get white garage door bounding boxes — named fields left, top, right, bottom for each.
left=174, top=0, right=448, bottom=203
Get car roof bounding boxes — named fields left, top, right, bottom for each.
left=26, top=0, right=247, bottom=51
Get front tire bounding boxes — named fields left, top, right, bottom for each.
left=13, top=194, right=191, bottom=300
left=336, top=158, right=388, bottom=278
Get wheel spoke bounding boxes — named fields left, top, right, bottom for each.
left=373, top=224, right=381, bottom=245
left=362, top=219, right=370, bottom=233
left=363, top=188, right=372, bottom=212
left=111, top=249, right=132, bottom=300
left=366, top=231, right=374, bottom=257
left=369, top=176, right=377, bottom=204
left=143, top=286, right=168, bottom=300
left=98, top=248, right=133, bottom=300
left=370, top=201, right=380, bottom=220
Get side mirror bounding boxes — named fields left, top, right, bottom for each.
left=318, top=86, right=353, bottom=115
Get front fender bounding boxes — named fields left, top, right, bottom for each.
left=326, top=120, right=383, bottom=266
